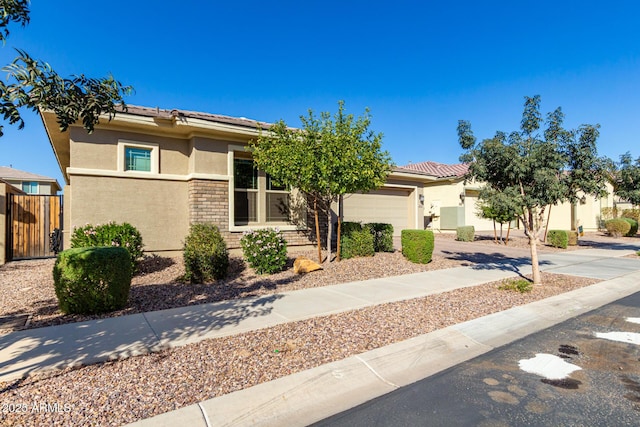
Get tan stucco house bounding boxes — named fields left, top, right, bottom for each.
left=0, top=166, right=61, bottom=195
left=41, top=106, right=456, bottom=255
left=401, top=161, right=615, bottom=233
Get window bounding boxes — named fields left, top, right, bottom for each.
left=233, top=157, right=290, bottom=226
left=234, top=158, right=258, bottom=225
left=125, top=147, right=152, bottom=172
left=266, top=175, right=290, bottom=222
left=117, top=140, right=159, bottom=174
left=21, top=181, right=38, bottom=194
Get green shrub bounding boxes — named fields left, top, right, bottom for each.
left=401, top=229, right=434, bottom=264
left=53, top=246, right=132, bottom=314
left=498, top=278, right=533, bottom=293
left=622, top=217, right=638, bottom=237
left=547, top=230, right=569, bottom=248
left=365, top=223, right=394, bottom=252
left=605, top=218, right=632, bottom=238
left=341, top=221, right=364, bottom=236
left=71, top=222, right=144, bottom=271
left=567, top=230, right=578, bottom=246
left=456, top=226, right=475, bottom=242
left=183, top=223, right=229, bottom=283
left=341, top=228, right=375, bottom=259
left=240, top=228, right=288, bottom=274
left=622, top=209, right=640, bottom=222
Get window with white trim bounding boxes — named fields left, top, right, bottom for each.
left=21, top=181, right=38, bottom=194
left=233, top=156, right=290, bottom=226
left=117, top=140, right=159, bottom=174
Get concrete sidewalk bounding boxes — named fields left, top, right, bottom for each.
left=0, top=243, right=638, bottom=426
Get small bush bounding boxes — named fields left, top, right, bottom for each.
left=341, top=221, right=364, bottom=236
left=600, top=207, right=618, bottom=221
left=622, top=217, right=638, bottom=237
left=183, top=223, right=229, bottom=283
left=401, top=229, right=434, bottom=264
left=567, top=231, right=578, bottom=246
left=53, top=246, right=132, bottom=314
left=498, top=278, right=533, bottom=293
left=456, top=226, right=475, bottom=242
left=605, top=218, right=632, bottom=238
left=365, top=223, right=394, bottom=252
left=71, top=222, right=144, bottom=271
left=547, top=230, right=569, bottom=249
left=240, top=228, right=288, bottom=274
left=622, top=209, right=640, bottom=222
left=341, top=228, right=375, bottom=259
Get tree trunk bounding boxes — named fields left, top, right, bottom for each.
left=313, top=197, right=322, bottom=263
left=336, top=195, right=343, bottom=261
left=326, top=207, right=333, bottom=264
left=505, top=222, right=511, bottom=246
left=529, top=233, right=542, bottom=285
left=543, top=205, right=552, bottom=242
left=499, top=222, right=504, bottom=244
left=493, top=220, right=497, bottom=243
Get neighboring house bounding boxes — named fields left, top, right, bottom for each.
left=0, top=166, right=61, bottom=195
left=41, top=106, right=439, bottom=255
left=401, top=160, right=615, bottom=232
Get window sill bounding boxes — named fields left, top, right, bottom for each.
left=229, top=224, right=304, bottom=233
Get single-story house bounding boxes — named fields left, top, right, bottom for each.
left=42, top=106, right=455, bottom=255
left=0, top=166, right=61, bottom=195
left=401, top=161, right=616, bottom=233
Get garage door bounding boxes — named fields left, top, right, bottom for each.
left=341, top=188, right=412, bottom=236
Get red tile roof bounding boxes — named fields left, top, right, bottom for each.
left=399, top=161, right=468, bottom=178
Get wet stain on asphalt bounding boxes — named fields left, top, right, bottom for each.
left=619, top=375, right=640, bottom=407
left=558, top=344, right=580, bottom=359
left=540, top=378, right=582, bottom=390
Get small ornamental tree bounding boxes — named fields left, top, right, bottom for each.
left=250, top=101, right=392, bottom=263
left=613, top=152, right=640, bottom=206
left=459, top=95, right=608, bottom=284
left=0, top=1, right=132, bottom=137
left=476, top=187, right=520, bottom=244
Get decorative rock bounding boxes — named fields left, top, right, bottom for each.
left=293, top=257, right=323, bottom=274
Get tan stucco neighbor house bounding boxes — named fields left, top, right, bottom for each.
left=0, top=166, right=61, bottom=195
left=41, top=106, right=450, bottom=255
left=401, top=160, right=615, bottom=233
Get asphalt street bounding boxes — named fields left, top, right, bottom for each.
left=314, top=290, right=640, bottom=426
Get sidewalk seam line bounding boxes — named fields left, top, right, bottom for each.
left=141, top=313, right=162, bottom=347
left=355, top=355, right=400, bottom=389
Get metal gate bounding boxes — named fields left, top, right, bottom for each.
left=6, top=194, right=63, bottom=260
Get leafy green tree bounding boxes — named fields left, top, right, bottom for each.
left=0, top=0, right=132, bottom=137
left=459, top=95, right=608, bottom=284
left=476, top=187, right=520, bottom=244
left=250, top=101, right=392, bottom=263
left=613, top=152, right=640, bottom=206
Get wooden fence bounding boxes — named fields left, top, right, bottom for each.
left=7, top=194, right=63, bottom=260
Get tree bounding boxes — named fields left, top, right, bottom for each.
left=476, top=187, right=520, bottom=244
left=250, top=101, right=392, bottom=263
left=613, top=152, right=640, bottom=206
left=458, top=95, right=608, bottom=284
left=0, top=0, right=132, bottom=137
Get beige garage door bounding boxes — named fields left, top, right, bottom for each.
left=342, top=188, right=412, bottom=236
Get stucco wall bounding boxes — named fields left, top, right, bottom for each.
left=68, top=175, right=189, bottom=253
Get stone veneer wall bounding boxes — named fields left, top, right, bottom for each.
left=188, top=179, right=322, bottom=249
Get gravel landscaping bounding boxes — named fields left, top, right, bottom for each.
left=0, top=271, right=599, bottom=427
left=0, top=231, right=635, bottom=426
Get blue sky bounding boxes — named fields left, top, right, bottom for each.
left=0, top=1, right=639, bottom=186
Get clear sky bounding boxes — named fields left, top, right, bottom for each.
left=0, top=1, right=639, bottom=186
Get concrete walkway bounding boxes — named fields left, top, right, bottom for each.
left=1, top=241, right=639, bottom=426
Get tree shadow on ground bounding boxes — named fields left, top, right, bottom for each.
left=577, top=237, right=640, bottom=252
left=440, top=250, right=552, bottom=278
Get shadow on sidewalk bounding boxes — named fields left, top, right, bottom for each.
left=440, top=250, right=551, bottom=278
left=0, top=294, right=284, bottom=388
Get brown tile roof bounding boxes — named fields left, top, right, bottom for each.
left=400, top=161, right=469, bottom=178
